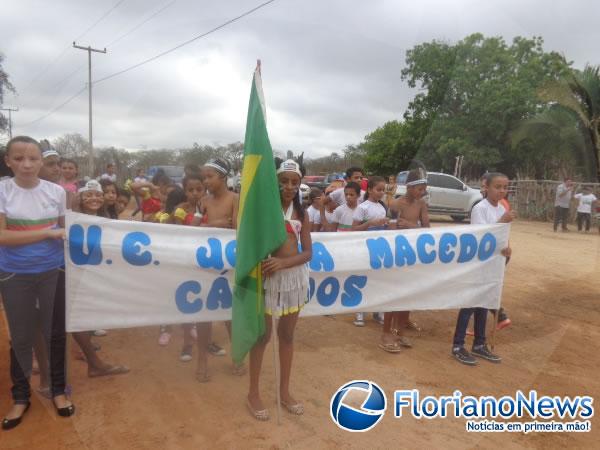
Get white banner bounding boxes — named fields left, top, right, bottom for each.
left=65, top=211, right=510, bottom=332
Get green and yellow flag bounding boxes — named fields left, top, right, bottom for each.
left=232, top=62, right=287, bottom=364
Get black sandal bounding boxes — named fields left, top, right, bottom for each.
left=2, top=402, right=31, bottom=430
left=53, top=398, right=75, bottom=418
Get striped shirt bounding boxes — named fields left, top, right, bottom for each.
left=0, top=178, right=66, bottom=273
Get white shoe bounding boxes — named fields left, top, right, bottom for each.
left=93, top=329, right=108, bottom=337
left=353, top=313, right=365, bottom=327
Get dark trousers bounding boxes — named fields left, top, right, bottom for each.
left=1, top=269, right=59, bottom=404
left=577, top=212, right=591, bottom=231
left=49, top=269, right=67, bottom=397
left=453, top=308, right=487, bottom=349
left=553, top=206, right=569, bottom=231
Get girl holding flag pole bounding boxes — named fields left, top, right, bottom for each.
left=246, top=158, right=312, bottom=421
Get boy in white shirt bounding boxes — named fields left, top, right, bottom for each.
left=574, top=186, right=597, bottom=233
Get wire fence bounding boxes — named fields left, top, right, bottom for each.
left=509, top=180, right=600, bottom=223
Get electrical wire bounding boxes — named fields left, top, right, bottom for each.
left=94, top=0, right=277, bottom=85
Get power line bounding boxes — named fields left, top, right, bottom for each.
left=18, top=86, right=87, bottom=128
left=21, top=0, right=127, bottom=91
left=105, top=0, right=177, bottom=48
left=17, top=0, right=278, bottom=129
left=94, top=0, right=277, bottom=85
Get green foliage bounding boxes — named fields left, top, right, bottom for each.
left=397, top=33, right=572, bottom=179
left=538, top=64, right=600, bottom=180
left=361, top=120, right=418, bottom=175
left=0, top=53, right=16, bottom=133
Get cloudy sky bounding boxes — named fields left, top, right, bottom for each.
left=1, top=0, right=598, bottom=157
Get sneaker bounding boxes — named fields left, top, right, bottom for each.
left=353, top=313, right=365, bottom=327
left=190, top=325, right=198, bottom=340
left=93, top=329, right=108, bottom=337
left=207, top=342, right=226, bottom=356
left=373, top=312, right=384, bottom=325
left=471, top=344, right=502, bottom=363
left=158, top=331, right=171, bottom=346
left=452, top=347, right=477, bottom=366
left=180, top=345, right=193, bottom=362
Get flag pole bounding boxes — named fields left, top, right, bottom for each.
left=271, top=307, right=282, bottom=425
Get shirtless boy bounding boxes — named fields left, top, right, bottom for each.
left=196, top=158, right=241, bottom=381
left=382, top=168, right=430, bottom=351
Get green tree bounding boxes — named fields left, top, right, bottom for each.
left=539, top=64, right=600, bottom=180
left=400, top=34, right=571, bottom=179
left=0, top=53, right=16, bottom=134
left=361, top=120, right=419, bottom=175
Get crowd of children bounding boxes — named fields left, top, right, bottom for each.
left=1, top=135, right=598, bottom=428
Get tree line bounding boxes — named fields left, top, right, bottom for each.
left=2, top=33, right=600, bottom=181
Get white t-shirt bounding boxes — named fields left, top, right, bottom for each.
left=470, top=199, right=506, bottom=225
left=353, top=200, right=387, bottom=230
left=134, top=176, right=147, bottom=183
left=554, top=183, right=573, bottom=208
left=574, top=193, right=597, bottom=214
left=324, top=210, right=335, bottom=224
left=332, top=203, right=356, bottom=231
left=100, top=173, right=117, bottom=182
left=329, top=187, right=365, bottom=207
left=306, top=205, right=321, bottom=225
left=0, top=178, right=66, bottom=273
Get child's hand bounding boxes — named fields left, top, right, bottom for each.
left=499, top=211, right=517, bottom=223
left=501, top=247, right=512, bottom=258
left=370, top=217, right=389, bottom=227
left=262, top=257, right=286, bottom=275
left=48, top=229, right=66, bottom=240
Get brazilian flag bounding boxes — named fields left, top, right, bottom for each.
left=232, top=62, right=287, bottom=364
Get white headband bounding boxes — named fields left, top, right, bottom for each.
left=406, top=179, right=427, bottom=186
left=276, top=159, right=302, bottom=178
left=42, top=149, right=59, bottom=159
left=204, top=159, right=229, bottom=176
left=78, top=180, right=103, bottom=193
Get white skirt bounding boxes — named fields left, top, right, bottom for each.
left=264, top=264, right=309, bottom=316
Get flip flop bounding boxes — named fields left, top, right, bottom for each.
left=88, top=365, right=130, bottom=378
left=396, top=336, right=413, bottom=348
left=281, top=400, right=304, bottom=415
left=406, top=320, right=422, bottom=332
left=195, top=369, right=211, bottom=383
left=232, top=363, right=247, bottom=376
left=247, top=399, right=269, bottom=421
left=378, top=342, right=402, bottom=353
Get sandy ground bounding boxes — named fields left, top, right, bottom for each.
left=1, top=218, right=599, bottom=449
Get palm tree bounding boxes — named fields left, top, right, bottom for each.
left=539, top=64, right=600, bottom=181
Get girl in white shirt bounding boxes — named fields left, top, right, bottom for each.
left=350, top=176, right=388, bottom=327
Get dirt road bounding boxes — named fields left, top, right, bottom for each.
left=1, top=219, right=599, bottom=449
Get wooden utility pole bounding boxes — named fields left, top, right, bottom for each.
left=0, top=107, right=18, bottom=139
left=73, top=42, right=106, bottom=175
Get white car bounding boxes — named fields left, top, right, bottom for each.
left=395, top=171, right=482, bottom=222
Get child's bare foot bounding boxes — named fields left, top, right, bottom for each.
left=88, top=363, right=129, bottom=378
left=247, top=393, right=269, bottom=420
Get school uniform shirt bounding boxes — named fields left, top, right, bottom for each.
left=353, top=200, right=387, bottom=230
left=332, top=203, right=356, bottom=231
left=574, top=193, right=597, bottom=214
left=306, top=205, right=321, bottom=225
left=470, top=198, right=505, bottom=225
left=329, top=187, right=366, bottom=207
left=0, top=178, right=66, bottom=273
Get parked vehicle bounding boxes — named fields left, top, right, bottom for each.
left=147, top=165, right=185, bottom=185
left=395, top=171, right=482, bottom=222
left=303, top=175, right=327, bottom=190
